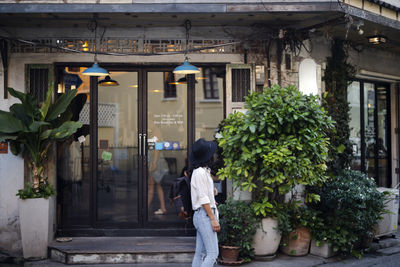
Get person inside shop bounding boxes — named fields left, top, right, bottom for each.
left=147, top=117, right=168, bottom=215
left=190, top=138, right=220, bottom=267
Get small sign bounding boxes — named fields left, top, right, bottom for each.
left=155, top=142, right=164, bottom=150
left=148, top=142, right=155, bottom=150
left=164, top=142, right=172, bottom=150
left=99, top=140, right=109, bottom=149
left=78, top=135, right=86, bottom=143
left=101, top=151, right=112, bottom=161
left=172, top=141, right=180, bottom=150
left=0, top=142, right=8, bottom=154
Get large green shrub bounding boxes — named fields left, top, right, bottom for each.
left=218, top=198, right=258, bottom=262
left=309, top=169, right=385, bottom=257
left=217, top=85, right=334, bottom=217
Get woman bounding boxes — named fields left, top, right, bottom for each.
left=190, top=138, right=220, bottom=267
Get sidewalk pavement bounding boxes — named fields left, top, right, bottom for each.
left=1, top=229, right=400, bottom=267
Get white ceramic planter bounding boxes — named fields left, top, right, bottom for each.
left=19, top=197, right=55, bottom=259
left=310, top=240, right=336, bottom=258
left=252, top=217, right=281, bottom=256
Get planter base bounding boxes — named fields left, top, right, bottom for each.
left=310, top=240, right=337, bottom=258
left=254, top=254, right=276, bottom=261
left=217, top=257, right=244, bottom=266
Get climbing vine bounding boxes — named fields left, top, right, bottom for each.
left=322, top=39, right=355, bottom=173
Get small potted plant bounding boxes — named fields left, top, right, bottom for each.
left=218, top=198, right=258, bottom=264
left=279, top=203, right=320, bottom=256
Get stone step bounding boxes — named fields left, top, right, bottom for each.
left=49, top=237, right=195, bottom=265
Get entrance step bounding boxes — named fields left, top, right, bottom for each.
left=49, top=236, right=195, bottom=265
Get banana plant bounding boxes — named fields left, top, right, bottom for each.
left=0, top=87, right=82, bottom=198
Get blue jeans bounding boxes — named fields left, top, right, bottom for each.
left=192, top=208, right=219, bottom=267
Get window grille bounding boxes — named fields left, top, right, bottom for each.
left=231, top=69, right=250, bottom=102
left=29, top=68, right=49, bottom=102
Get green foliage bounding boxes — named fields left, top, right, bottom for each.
left=0, top=87, right=82, bottom=199
left=218, top=198, right=258, bottom=262
left=322, top=39, right=355, bottom=173
left=16, top=182, right=56, bottom=199
left=278, top=202, right=321, bottom=237
left=309, top=169, right=385, bottom=257
left=217, top=85, right=334, bottom=217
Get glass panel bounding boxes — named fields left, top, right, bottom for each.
left=364, top=83, right=376, bottom=180
left=377, top=85, right=389, bottom=187
left=195, top=66, right=225, bottom=201
left=57, top=66, right=91, bottom=227
left=348, top=81, right=361, bottom=170
left=147, top=72, right=187, bottom=222
left=97, top=71, right=139, bottom=223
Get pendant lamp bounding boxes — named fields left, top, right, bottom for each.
left=98, top=75, right=119, bottom=86
left=82, top=20, right=109, bottom=76
left=173, top=20, right=200, bottom=75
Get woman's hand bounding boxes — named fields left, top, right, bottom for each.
left=210, top=218, right=220, bottom=232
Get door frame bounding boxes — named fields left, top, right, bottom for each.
left=55, top=63, right=204, bottom=236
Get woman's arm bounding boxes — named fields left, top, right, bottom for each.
left=202, top=203, right=220, bottom=232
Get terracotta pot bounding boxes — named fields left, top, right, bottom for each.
left=252, top=217, right=281, bottom=256
left=280, top=227, right=311, bottom=256
left=219, top=245, right=240, bottom=261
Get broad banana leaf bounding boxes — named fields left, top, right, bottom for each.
left=7, top=88, right=39, bottom=119
left=0, top=110, right=25, bottom=133
left=41, top=121, right=82, bottom=141
left=46, top=89, right=77, bottom=121
left=28, top=121, right=51, bottom=132
left=39, top=87, right=53, bottom=121
left=10, top=104, right=32, bottom=126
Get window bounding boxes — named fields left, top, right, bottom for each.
left=231, top=68, right=250, bottom=102
left=203, top=68, right=220, bottom=99
left=164, top=71, right=177, bottom=98
left=26, top=64, right=53, bottom=102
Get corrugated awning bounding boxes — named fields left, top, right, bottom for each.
left=367, top=0, right=400, bottom=11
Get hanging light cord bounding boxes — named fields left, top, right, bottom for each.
left=184, top=20, right=191, bottom=59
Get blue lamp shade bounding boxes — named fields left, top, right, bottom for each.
left=173, top=59, right=200, bottom=74
left=82, top=63, right=109, bottom=76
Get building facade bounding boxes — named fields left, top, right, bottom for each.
left=0, top=0, right=399, bottom=257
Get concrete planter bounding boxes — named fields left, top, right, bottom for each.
left=19, top=197, right=55, bottom=259
left=252, top=217, right=281, bottom=257
left=310, top=240, right=337, bottom=258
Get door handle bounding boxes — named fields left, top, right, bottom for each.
left=143, top=133, right=147, bottom=158
left=139, top=133, right=142, bottom=156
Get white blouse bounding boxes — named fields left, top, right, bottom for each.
left=190, top=167, right=217, bottom=211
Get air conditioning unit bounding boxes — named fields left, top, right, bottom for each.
left=375, top=187, right=399, bottom=238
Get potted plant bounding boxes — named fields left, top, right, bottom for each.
left=0, top=87, right=82, bottom=259
left=217, top=198, right=258, bottom=264
left=308, top=169, right=385, bottom=258
left=217, top=85, right=334, bottom=258
left=279, top=203, right=319, bottom=256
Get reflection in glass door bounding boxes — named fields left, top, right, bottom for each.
left=97, top=71, right=139, bottom=224
left=348, top=80, right=391, bottom=187
left=146, top=71, right=188, bottom=224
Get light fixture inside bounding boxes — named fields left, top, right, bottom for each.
left=82, top=40, right=89, bottom=52
left=168, top=77, right=188, bottom=85
left=368, top=35, right=387, bottom=45
left=98, top=75, right=119, bottom=86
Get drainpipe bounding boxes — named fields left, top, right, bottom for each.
left=0, top=39, right=8, bottom=99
